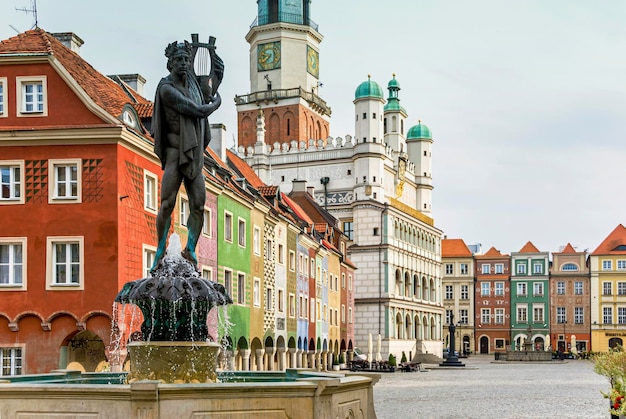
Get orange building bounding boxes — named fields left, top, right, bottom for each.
left=0, top=29, right=159, bottom=374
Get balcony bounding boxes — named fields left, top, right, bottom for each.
left=251, top=13, right=319, bottom=32
left=235, top=87, right=332, bottom=116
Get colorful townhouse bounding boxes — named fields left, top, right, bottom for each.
left=0, top=29, right=163, bottom=374
left=474, top=247, right=510, bottom=354
left=550, top=243, right=590, bottom=353
left=441, top=238, right=475, bottom=355
left=590, top=224, right=626, bottom=351
left=510, top=242, right=550, bottom=350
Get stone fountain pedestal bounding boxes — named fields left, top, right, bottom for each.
left=127, top=341, right=221, bottom=383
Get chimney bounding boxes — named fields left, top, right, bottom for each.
left=114, top=74, right=147, bottom=96
left=51, top=32, right=84, bottom=54
left=209, top=123, right=228, bottom=163
left=306, top=186, right=316, bottom=197
left=292, top=180, right=307, bottom=193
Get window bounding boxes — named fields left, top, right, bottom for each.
left=445, top=264, right=453, bottom=275
left=460, top=263, right=469, bottom=275
left=574, top=307, right=583, bottom=324
left=459, top=309, right=468, bottom=324
left=179, top=197, right=189, bottom=226
left=277, top=288, right=284, bottom=313
left=278, top=244, right=285, bottom=264
left=495, top=339, right=505, bottom=349
left=289, top=293, right=295, bottom=317
left=574, top=281, right=583, bottom=295
left=481, top=282, right=490, bottom=297
left=557, top=307, right=566, bottom=324
left=0, top=347, right=22, bottom=376
left=203, top=209, right=212, bottom=237
left=619, top=260, right=626, bottom=271
left=224, top=212, right=233, bottom=242
left=604, top=307, right=613, bottom=324
left=0, top=77, right=6, bottom=116
left=237, top=273, right=245, bottom=304
left=603, top=282, right=612, bottom=296
left=532, top=305, right=544, bottom=322
left=47, top=237, right=83, bottom=289
left=0, top=239, right=25, bottom=288
left=446, top=310, right=453, bottom=324
left=517, top=306, right=527, bottom=322
left=481, top=264, right=490, bottom=274
left=238, top=218, right=246, bottom=247
left=517, top=283, right=527, bottom=296
left=460, top=285, right=469, bottom=300
left=619, top=308, right=626, bottom=325
left=1, top=162, right=24, bottom=203
left=341, top=304, right=346, bottom=323
left=533, top=263, right=543, bottom=274
left=495, top=282, right=504, bottom=296
left=603, top=260, right=613, bottom=271
left=201, top=267, right=213, bottom=281
left=516, top=263, right=526, bottom=275
left=142, top=245, right=156, bottom=278
left=619, top=282, right=626, bottom=296
left=562, top=263, right=578, bottom=271
left=305, top=297, right=309, bottom=319
left=342, top=273, right=346, bottom=289
left=253, top=278, right=261, bottom=307
left=557, top=282, right=565, bottom=295
left=348, top=307, right=353, bottom=324
left=445, top=285, right=453, bottom=299
left=495, top=264, right=504, bottom=274
left=310, top=259, right=315, bottom=278
left=224, top=270, right=232, bottom=296
left=311, top=298, right=316, bottom=320
left=323, top=304, right=328, bottom=321
left=495, top=308, right=504, bottom=324
left=348, top=274, right=353, bottom=291
left=305, top=256, right=309, bottom=276
left=533, top=282, right=544, bottom=296
left=289, top=250, right=295, bottom=272
left=253, top=226, right=261, bottom=255
left=481, top=309, right=491, bottom=324
left=373, top=228, right=379, bottom=236
left=49, top=159, right=81, bottom=203
left=143, top=171, right=157, bottom=212
left=17, top=76, right=47, bottom=116
left=316, top=300, right=321, bottom=320
left=265, top=287, right=272, bottom=312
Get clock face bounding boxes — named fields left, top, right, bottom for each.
left=257, top=42, right=281, bottom=71
left=307, top=45, right=319, bottom=78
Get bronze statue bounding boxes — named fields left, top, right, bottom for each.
left=151, top=37, right=223, bottom=270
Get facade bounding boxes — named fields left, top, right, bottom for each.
left=441, top=238, right=475, bottom=355
left=550, top=243, right=590, bottom=353
left=237, top=2, right=444, bottom=362
left=474, top=247, right=510, bottom=354
left=590, top=224, right=626, bottom=352
left=510, top=242, right=550, bottom=350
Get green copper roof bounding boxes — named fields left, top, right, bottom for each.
left=387, top=75, right=400, bottom=89
left=384, top=98, right=407, bottom=113
left=407, top=121, right=432, bottom=140
left=384, top=74, right=404, bottom=112
left=355, top=75, right=384, bottom=100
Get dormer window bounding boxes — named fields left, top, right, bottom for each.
left=120, top=104, right=141, bottom=131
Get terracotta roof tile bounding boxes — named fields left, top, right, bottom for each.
left=476, top=246, right=508, bottom=258
left=281, top=192, right=313, bottom=224
left=442, top=239, right=472, bottom=257
left=259, top=185, right=278, bottom=197
left=134, top=102, right=153, bottom=119
left=555, top=243, right=578, bottom=254
left=592, top=224, right=626, bottom=255
left=226, top=149, right=265, bottom=188
left=0, top=29, right=148, bottom=121
left=518, top=241, right=540, bottom=253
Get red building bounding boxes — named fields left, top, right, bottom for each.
left=0, top=29, right=159, bottom=374
left=474, top=247, right=511, bottom=354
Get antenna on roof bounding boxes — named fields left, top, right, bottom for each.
left=16, top=0, right=38, bottom=29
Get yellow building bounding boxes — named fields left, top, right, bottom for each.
left=590, top=224, right=626, bottom=352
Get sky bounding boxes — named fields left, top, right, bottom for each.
left=2, top=0, right=625, bottom=256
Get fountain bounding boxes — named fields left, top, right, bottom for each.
left=0, top=33, right=379, bottom=418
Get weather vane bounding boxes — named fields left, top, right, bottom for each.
left=16, top=0, right=38, bottom=29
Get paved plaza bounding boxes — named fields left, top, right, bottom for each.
left=373, top=355, right=610, bottom=419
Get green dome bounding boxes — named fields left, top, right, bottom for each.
left=355, top=75, right=384, bottom=100
left=387, top=75, right=400, bottom=89
left=407, top=121, right=432, bottom=140
left=384, top=98, right=407, bottom=113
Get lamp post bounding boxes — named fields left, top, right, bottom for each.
left=563, top=321, right=567, bottom=352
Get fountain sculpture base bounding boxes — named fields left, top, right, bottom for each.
left=127, top=341, right=220, bottom=383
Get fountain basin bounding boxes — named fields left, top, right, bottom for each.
left=0, top=369, right=379, bottom=418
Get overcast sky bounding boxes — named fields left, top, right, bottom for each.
left=2, top=1, right=625, bottom=256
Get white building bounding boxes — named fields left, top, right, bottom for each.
left=235, top=0, right=444, bottom=361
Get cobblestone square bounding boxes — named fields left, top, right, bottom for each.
left=373, top=355, right=609, bottom=419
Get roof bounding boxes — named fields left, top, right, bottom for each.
left=592, top=224, right=626, bottom=255
left=476, top=246, right=508, bottom=258
left=407, top=121, right=432, bottom=140
left=281, top=193, right=314, bottom=225
left=226, top=149, right=265, bottom=189
left=354, top=75, right=383, bottom=100
left=442, top=239, right=472, bottom=258
left=518, top=241, right=540, bottom=253
left=555, top=243, right=579, bottom=254
left=0, top=29, right=150, bottom=123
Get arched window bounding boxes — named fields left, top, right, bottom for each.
left=405, top=272, right=411, bottom=298
left=396, top=313, right=403, bottom=339
left=561, top=263, right=579, bottom=271
left=392, top=116, right=397, bottom=132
